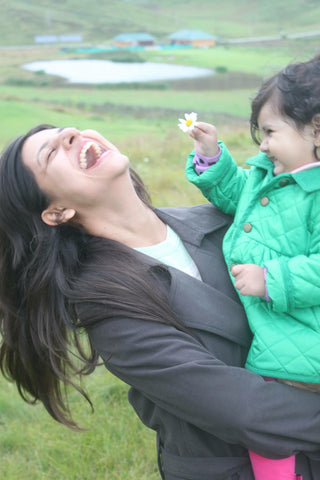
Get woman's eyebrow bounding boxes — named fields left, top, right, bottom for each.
left=36, top=127, right=66, bottom=166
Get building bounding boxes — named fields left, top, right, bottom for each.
left=167, top=30, right=216, bottom=48
left=34, top=34, right=83, bottom=44
left=113, top=32, right=156, bottom=48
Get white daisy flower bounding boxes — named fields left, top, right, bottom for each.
left=178, top=112, right=198, bottom=132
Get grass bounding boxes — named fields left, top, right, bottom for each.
left=0, top=97, right=172, bottom=145
left=141, top=44, right=308, bottom=73
left=0, top=84, right=255, bottom=118
left=0, top=94, right=255, bottom=208
left=0, top=369, right=158, bottom=480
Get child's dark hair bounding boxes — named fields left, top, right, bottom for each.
left=250, top=54, right=320, bottom=148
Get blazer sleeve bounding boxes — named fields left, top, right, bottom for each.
left=87, top=312, right=320, bottom=459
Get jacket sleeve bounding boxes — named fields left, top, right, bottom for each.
left=87, top=313, right=320, bottom=459
left=265, top=200, right=320, bottom=312
left=185, top=141, right=250, bottom=216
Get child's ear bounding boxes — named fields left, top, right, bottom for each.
left=312, top=114, right=320, bottom=146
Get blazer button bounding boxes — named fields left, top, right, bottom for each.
left=279, top=179, right=289, bottom=187
left=243, top=222, right=252, bottom=232
left=260, top=196, right=269, bottom=206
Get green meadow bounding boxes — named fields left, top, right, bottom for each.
left=1, top=2, right=320, bottom=476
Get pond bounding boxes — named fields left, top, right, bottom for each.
left=22, top=59, right=214, bottom=84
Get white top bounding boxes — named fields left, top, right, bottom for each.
left=135, top=225, right=202, bottom=280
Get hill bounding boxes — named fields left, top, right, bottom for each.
left=1, top=0, right=320, bottom=46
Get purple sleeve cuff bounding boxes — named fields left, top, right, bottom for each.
left=263, top=267, right=271, bottom=302
left=193, top=146, right=222, bottom=175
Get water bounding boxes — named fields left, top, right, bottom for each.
left=22, top=59, right=214, bottom=84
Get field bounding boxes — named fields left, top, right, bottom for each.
left=1, top=2, right=320, bottom=477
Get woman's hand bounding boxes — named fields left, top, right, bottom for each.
left=230, top=263, right=266, bottom=297
left=189, top=122, right=219, bottom=157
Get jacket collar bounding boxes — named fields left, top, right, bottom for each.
left=246, top=152, right=320, bottom=193
left=153, top=205, right=236, bottom=290
left=154, top=204, right=231, bottom=248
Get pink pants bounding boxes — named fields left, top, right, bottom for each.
left=249, top=451, right=302, bottom=480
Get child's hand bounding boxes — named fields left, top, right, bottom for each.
left=189, top=122, right=220, bottom=157
left=230, top=264, right=266, bottom=297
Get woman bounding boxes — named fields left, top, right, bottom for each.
left=0, top=124, right=319, bottom=480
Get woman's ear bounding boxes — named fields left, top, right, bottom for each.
left=312, top=113, right=320, bottom=146
left=41, top=206, right=76, bottom=226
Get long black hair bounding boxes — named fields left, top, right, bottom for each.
left=0, top=125, right=180, bottom=428
left=250, top=53, right=320, bottom=160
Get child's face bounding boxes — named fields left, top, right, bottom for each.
left=258, top=102, right=316, bottom=175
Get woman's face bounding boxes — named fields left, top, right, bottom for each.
left=22, top=127, right=130, bottom=212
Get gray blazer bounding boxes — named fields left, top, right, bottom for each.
left=86, top=204, right=320, bottom=480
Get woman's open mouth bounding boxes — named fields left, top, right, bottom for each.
left=79, top=141, right=106, bottom=170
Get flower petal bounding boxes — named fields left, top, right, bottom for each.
left=190, top=112, right=198, bottom=122
left=178, top=112, right=198, bottom=133
left=178, top=123, right=188, bottom=132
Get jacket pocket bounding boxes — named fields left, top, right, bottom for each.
left=159, top=447, right=254, bottom=480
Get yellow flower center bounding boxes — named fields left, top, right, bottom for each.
left=186, top=119, right=193, bottom=126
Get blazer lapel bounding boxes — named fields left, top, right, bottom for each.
left=155, top=205, right=236, bottom=291
left=152, top=205, right=251, bottom=346
left=168, top=267, right=251, bottom=348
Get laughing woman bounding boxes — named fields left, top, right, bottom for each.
left=0, top=125, right=319, bottom=480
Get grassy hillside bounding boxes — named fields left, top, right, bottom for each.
left=1, top=0, right=320, bottom=46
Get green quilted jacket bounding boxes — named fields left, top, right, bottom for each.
left=186, top=142, right=320, bottom=382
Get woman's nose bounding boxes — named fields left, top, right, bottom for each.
left=59, top=128, right=80, bottom=149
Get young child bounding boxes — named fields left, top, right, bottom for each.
left=184, top=54, right=320, bottom=480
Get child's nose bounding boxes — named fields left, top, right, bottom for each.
left=260, top=138, right=268, bottom=152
